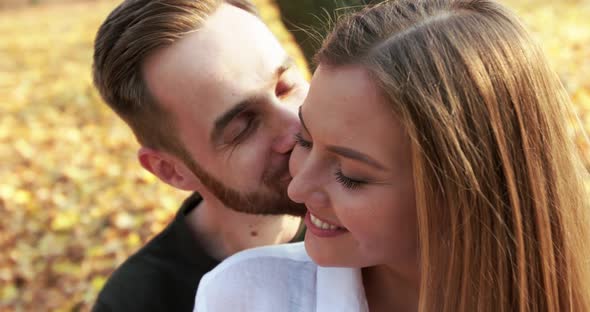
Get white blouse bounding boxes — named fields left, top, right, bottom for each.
left=193, top=242, right=369, bottom=312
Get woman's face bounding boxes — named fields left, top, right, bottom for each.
left=288, top=65, right=418, bottom=271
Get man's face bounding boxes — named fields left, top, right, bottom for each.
left=143, top=4, right=308, bottom=216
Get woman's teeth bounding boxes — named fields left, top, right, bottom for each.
left=310, top=213, right=340, bottom=230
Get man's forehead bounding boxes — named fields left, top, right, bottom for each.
left=146, top=4, right=286, bottom=87
left=142, top=3, right=288, bottom=139
left=196, top=4, right=287, bottom=75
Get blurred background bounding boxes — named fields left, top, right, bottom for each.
left=0, top=0, right=588, bottom=310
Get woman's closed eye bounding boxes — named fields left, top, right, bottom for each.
left=294, top=132, right=312, bottom=149
left=335, top=168, right=366, bottom=190
left=295, top=132, right=368, bottom=190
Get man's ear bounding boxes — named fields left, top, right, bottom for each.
left=137, top=147, right=200, bottom=191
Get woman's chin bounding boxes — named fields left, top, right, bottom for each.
left=304, top=234, right=348, bottom=267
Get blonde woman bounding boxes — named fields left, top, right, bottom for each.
left=194, top=0, right=590, bottom=311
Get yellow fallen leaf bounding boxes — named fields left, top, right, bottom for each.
left=91, top=276, right=107, bottom=292
left=13, top=189, right=32, bottom=205
left=126, top=232, right=141, bottom=248
left=1, top=284, right=18, bottom=302
left=113, top=212, right=135, bottom=230
left=51, top=211, right=79, bottom=232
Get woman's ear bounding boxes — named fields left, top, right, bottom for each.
left=137, top=147, right=201, bottom=191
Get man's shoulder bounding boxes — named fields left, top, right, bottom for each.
left=92, top=234, right=197, bottom=311
left=194, top=243, right=317, bottom=312
left=93, top=193, right=218, bottom=311
left=92, top=237, right=170, bottom=310
left=92, top=250, right=165, bottom=311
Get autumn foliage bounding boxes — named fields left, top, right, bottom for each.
left=0, top=0, right=588, bottom=310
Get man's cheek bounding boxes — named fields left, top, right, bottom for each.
left=235, top=148, right=268, bottom=181
left=288, top=147, right=306, bottom=177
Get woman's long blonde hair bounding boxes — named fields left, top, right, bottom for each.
left=316, top=0, right=590, bottom=311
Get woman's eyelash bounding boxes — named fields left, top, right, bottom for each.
left=294, top=133, right=312, bottom=149
left=334, top=169, right=365, bottom=190
left=294, top=133, right=365, bottom=190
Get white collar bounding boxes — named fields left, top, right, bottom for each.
left=316, top=265, right=369, bottom=311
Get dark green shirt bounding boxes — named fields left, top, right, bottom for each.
left=92, top=193, right=305, bottom=312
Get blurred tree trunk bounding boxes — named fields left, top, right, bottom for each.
left=275, top=0, right=379, bottom=69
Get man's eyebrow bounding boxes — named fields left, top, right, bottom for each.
left=211, top=99, right=255, bottom=144
left=210, top=57, right=296, bottom=145
left=299, top=106, right=387, bottom=170
left=276, top=56, right=296, bottom=80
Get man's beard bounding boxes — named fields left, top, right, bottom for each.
left=181, top=153, right=306, bottom=217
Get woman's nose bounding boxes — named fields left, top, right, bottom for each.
left=287, top=153, right=328, bottom=207
left=287, top=169, right=307, bottom=204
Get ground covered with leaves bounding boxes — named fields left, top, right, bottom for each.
left=1, top=0, right=588, bottom=310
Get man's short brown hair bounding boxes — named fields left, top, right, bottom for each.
left=92, top=0, right=257, bottom=155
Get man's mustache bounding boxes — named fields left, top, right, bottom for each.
left=262, top=156, right=291, bottom=185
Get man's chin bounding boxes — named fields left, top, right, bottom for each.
left=203, top=173, right=304, bottom=216
left=242, top=197, right=306, bottom=217
left=254, top=180, right=304, bottom=216
left=224, top=188, right=306, bottom=217
left=267, top=183, right=306, bottom=217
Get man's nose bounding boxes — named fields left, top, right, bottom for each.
left=270, top=106, right=300, bottom=154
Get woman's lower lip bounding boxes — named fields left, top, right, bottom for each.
left=304, top=211, right=348, bottom=238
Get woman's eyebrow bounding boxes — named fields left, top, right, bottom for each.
left=326, top=145, right=387, bottom=170
left=299, top=106, right=387, bottom=170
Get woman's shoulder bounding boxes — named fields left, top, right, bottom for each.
left=215, top=241, right=311, bottom=268
left=201, top=242, right=314, bottom=281
left=194, top=242, right=318, bottom=311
